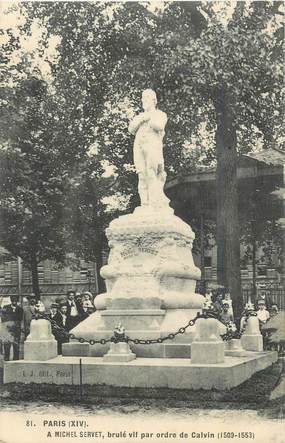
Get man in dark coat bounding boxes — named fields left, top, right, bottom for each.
left=56, top=303, right=71, bottom=354
left=48, top=302, right=61, bottom=322
left=1, top=295, right=23, bottom=361
left=79, top=300, right=91, bottom=322
left=48, top=302, right=63, bottom=354
left=65, top=290, right=82, bottom=329
left=23, top=294, right=37, bottom=338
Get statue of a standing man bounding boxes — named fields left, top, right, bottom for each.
left=128, top=89, right=169, bottom=208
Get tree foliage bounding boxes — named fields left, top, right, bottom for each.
left=1, top=1, right=283, bottom=302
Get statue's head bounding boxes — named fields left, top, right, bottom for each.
left=142, top=89, right=157, bottom=111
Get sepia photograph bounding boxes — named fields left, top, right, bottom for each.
left=0, top=1, right=284, bottom=442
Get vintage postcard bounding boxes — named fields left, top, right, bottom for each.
left=0, top=1, right=284, bottom=442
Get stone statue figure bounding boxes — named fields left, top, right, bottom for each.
left=128, top=89, right=169, bottom=208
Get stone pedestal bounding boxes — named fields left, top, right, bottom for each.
left=65, top=206, right=204, bottom=358
left=224, top=338, right=249, bottom=356
left=241, top=316, right=263, bottom=352
left=103, top=342, right=136, bottom=362
left=191, top=317, right=226, bottom=364
left=24, top=319, right=57, bottom=361
left=225, top=338, right=243, bottom=351
left=241, top=335, right=263, bottom=352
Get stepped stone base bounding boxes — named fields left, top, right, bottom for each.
left=4, top=352, right=277, bottom=390
left=191, top=341, right=225, bottom=364
left=62, top=342, right=193, bottom=359
left=64, top=206, right=205, bottom=359
left=63, top=311, right=200, bottom=358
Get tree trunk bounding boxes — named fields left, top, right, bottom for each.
left=30, top=251, right=40, bottom=298
left=95, top=244, right=107, bottom=294
left=96, top=258, right=106, bottom=294
left=200, top=214, right=205, bottom=281
left=215, top=88, right=243, bottom=319
left=251, top=221, right=257, bottom=305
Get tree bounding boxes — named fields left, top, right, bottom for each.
left=151, top=1, right=283, bottom=317
left=0, top=74, right=72, bottom=296
left=91, top=1, right=283, bottom=316
left=5, top=2, right=283, bottom=313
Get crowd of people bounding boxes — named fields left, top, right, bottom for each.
left=48, top=290, right=96, bottom=354
left=0, top=290, right=96, bottom=360
left=0, top=287, right=282, bottom=361
left=207, top=288, right=279, bottom=330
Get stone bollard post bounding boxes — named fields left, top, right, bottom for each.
left=24, top=319, right=58, bottom=361
left=241, top=316, right=263, bottom=352
left=103, top=323, right=136, bottom=362
left=103, top=341, right=136, bottom=362
left=191, top=317, right=226, bottom=364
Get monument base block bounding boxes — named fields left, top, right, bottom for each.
left=4, top=352, right=277, bottom=391
left=24, top=340, right=57, bottom=361
left=62, top=342, right=90, bottom=357
left=62, top=341, right=193, bottom=359
left=103, top=342, right=136, bottom=362
left=241, top=335, right=263, bottom=352
left=191, top=341, right=225, bottom=364
left=225, top=339, right=243, bottom=351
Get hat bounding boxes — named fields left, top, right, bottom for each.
left=59, top=301, right=68, bottom=308
left=50, top=303, right=59, bottom=309
left=67, top=290, right=75, bottom=296
left=222, top=300, right=229, bottom=306
left=257, top=299, right=265, bottom=305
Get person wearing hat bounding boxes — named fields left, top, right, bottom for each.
left=220, top=300, right=234, bottom=325
left=48, top=303, right=63, bottom=354
left=213, top=292, right=224, bottom=317
left=23, top=294, right=37, bottom=338
left=48, top=302, right=61, bottom=322
left=48, top=302, right=61, bottom=331
left=57, top=302, right=71, bottom=329
left=1, top=295, right=23, bottom=360
left=256, top=299, right=270, bottom=324
left=65, top=290, right=82, bottom=329
left=56, top=302, right=71, bottom=354
left=79, top=300, right=91, bottom=322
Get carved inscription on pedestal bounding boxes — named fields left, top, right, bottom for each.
left=19, top=367, right=72, bottom=382
left=120, top=237, right=159, bottom=260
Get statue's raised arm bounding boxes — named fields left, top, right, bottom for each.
left=128, top=89, right=170, bottom=210
left=128, top=113, right=148, bottom=135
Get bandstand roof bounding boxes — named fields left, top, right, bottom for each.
left=165, top=149, right=284, bottom=222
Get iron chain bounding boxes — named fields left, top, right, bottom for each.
left=34, top=312, right=211, bottom=345
left=35, top=311, right=234, bottom=345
